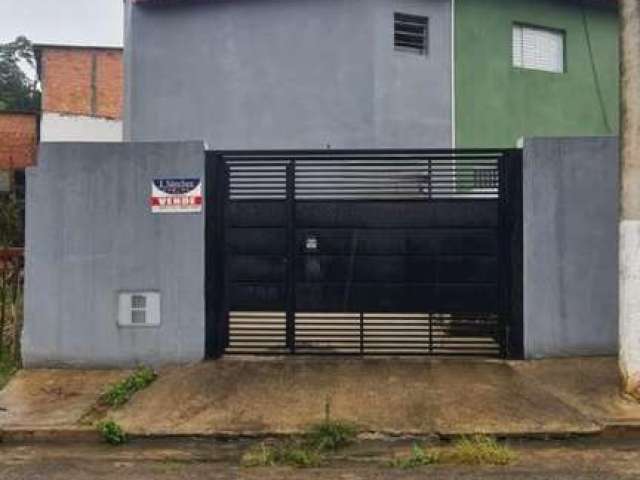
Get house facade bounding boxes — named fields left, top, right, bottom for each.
left=20, top=0, right=620, bottom=367
left=124, top=0, right=453, bottom=148
left=455, top=0, right=619, bottom=148
left=125, top=0, right=618, bottom=148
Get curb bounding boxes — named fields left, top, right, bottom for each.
left=0, top=425, right=623, bottom=444
left=599, top=420, right=640, bottom=438
left=0, top=428, right=101, bottom=443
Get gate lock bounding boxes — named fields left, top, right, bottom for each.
left=305, top=235, right=318, bottom=252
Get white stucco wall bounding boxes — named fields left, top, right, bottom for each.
left=620, top=220, right=640, bottom=389
left=40, top=113, right=122, bottom=142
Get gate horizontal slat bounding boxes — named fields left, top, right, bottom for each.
left=295, top=202, right=498, bottom=228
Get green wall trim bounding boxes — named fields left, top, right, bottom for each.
left=455, top=0, right=619, bottom=148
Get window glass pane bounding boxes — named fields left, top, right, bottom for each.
left=513, top=25, right=523, bottom=68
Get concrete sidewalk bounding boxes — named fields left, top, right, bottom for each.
left=1, top=357, right=639, bottom=439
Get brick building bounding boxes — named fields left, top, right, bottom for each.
left=35, top=44, right=123, bottom=141
left=0, top=112, right=38, bottom=192
left=0, top=112, right=38, bottom=170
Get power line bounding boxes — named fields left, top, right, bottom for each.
left=581, top=0, right=614, bottom=133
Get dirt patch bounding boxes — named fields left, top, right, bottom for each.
left=0, top=369, right=130, bottom=428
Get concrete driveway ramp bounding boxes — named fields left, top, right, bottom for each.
left=2, top=357, right=638, bottom=438
left=111, top=358, right=605, bottom=436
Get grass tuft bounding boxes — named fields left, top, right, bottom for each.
left=0, top=350, right=18, bottom=391
left=445, top=435, right=516, bottom=465
left=307, top=419, right=357, bottom=451
left=243, top=418, right=357, bottom=468
left=100, top=366, right=157, bottom=408
left=97, top=420, right=127, bottom=445
left=242, top=441, right=323, bottom=468
left=390, top=443, right=440, bottom=469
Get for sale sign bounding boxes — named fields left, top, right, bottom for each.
left=150, top=178, right=202, bottom=213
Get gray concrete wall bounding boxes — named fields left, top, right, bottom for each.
left=124, top=0, right=452, bottom=148
left=23, top=142, right=206, bottom=367
left=523, top=137, right=619, bottom=358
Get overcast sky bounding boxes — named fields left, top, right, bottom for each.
left=0, top=0, right=123, bottom=47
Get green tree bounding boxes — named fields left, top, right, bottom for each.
left=0, top=36, right=40, bottom=111
left=0, top=195, right=20, bottom=248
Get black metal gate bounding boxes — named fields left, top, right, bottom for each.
left=205, top=149, right=523, bottom=358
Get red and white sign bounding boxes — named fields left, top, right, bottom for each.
left=150, top=178, right=202, bottom=214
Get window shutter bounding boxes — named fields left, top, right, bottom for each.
left=512, top=24, right=564, bottom=73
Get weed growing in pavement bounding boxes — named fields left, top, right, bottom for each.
left=243, top=398, right=359, bottom=468
left=97, top=420, right=127, bottom=445
left=100, top=366, right=157, bottom=408
left=242, top=441, right=323, bottom=468
left=389, top=436, right=516, bottom=469
left=307, top=419, right=357, bottom=451
left=307, top=395, right=357, bottom=450
left=389, top=443, right=440, bottom=469
left=445, top=435, right=516, bottom=465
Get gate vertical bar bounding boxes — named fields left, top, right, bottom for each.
left=286, top=159, right=296, bottom=353
left=359, top=312, right=364, bottom=354
left=206, top=152, right=228, bottom=358
left=506, top=151, right=524, bottom=359
left=497, top=153, right=510, bottom=358
left=428, top=313, right=433, bottom=355
left=204, top=152, right=215, bottom=357
left=221, top=156, right=231, bottom=351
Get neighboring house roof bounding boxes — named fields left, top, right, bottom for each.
left=33, top=44, right=122, bottom=52
left=133, top=0, right=617, bottom=4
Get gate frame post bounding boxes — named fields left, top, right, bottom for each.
left=285, top=159, right=296, bottom=353
left=205, top=151, right=228, bottom=359
left=500, top=150, right=524, bottom=359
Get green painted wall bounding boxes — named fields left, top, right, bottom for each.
left=455, top=0, right=619, bottom=148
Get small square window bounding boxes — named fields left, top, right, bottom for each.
left=394, top=13, right=428, bottom=55
left=513, top=24, right=565, bottom=73
left=118, top=292, right=160, bottom=327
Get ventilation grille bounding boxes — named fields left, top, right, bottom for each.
left=117, top=291, right=160, bottom=327
left=226, top=311, right=502, bottom=356
left=394, top=13, right=428, bottom=55
left=228, top=311, right=287, bottom=353
left=226, top=153, right=502, bottom=201
left=228, top=161, right=287, bottom=200
left=294, top=157, right=499, bottom=199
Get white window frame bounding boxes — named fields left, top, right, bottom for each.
left=512, top=23, right=565, bottom=74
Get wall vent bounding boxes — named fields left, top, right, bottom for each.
left=394, top=13, right=428, bottom=55
left=118, top=291, right=161, bottom=327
